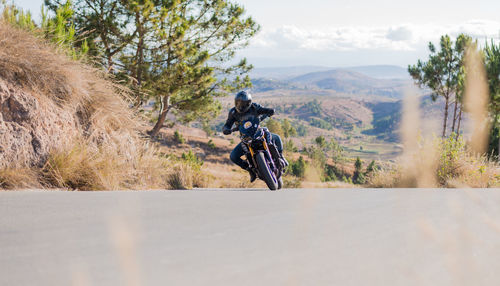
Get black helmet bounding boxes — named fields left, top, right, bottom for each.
left=235, top=91, right=252, bottom=113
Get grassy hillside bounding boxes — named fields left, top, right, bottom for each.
left=0, top=23, right=176, bottom=190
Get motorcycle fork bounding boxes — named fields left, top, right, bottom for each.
left=262, top=141, right=277, bottom=171
left=247, top=145, right=258, bottom=170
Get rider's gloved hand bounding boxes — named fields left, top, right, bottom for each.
left=223, top=127, right=231, bottom=135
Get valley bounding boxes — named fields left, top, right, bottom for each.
left=207, top=65, right=444, bottom=162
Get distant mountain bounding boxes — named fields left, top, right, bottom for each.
left=250, top=78, right=301, bottom=93
left=250, top=65, right=409, bottom=80
left=341, top=65, right=409, bottom=80
left=250, top=66, right=332, bottom=80
left=291, top=70, right=378, bottom=88
left=288, top=69, right=409, bottom=98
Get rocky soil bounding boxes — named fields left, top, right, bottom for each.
left=0, top=79, right=79, bottom=168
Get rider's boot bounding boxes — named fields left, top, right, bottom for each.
left=247, top=168, right=257, bottom=182
left=242, top=162, right=257, bottom=182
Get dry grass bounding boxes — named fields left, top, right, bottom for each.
left=369, top=62, right=500, bottom=189
left=0, top=22, right=178, bottom=190
left=464, top=46, right=491, bottom=154
left=39, top=141, right=172, bottom=190
left=0, top=168, right=41, bottom=189
left=369, top=136, right=500, bottom=188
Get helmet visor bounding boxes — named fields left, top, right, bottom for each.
left=235, top=99, right=251, bottom=113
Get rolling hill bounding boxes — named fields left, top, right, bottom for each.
left=251, top=68, right=411, bottom=99
left=250, top=65, right=409, bottom=80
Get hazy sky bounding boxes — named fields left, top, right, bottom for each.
left=11, top=0, right=500, bottom=68
left=235, top=0, right=500, bottom=67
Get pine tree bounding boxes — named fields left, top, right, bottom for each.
left=484, top=41, right=500, bottom=157
left=353, top=157, right=365, bottom=184
left=314, top=136, right=326, bottom=148
left=145, top=0, right=259, bottom=137
left=44, top=0, right=259, bottom=137
left=44, top=0, right=136, bottom=70
left=408, top=34, right=472, bottom=138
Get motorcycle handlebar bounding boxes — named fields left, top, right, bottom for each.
left=230, top=114, right=272, bottom=134
left=259, top=114, right=270, bottom=122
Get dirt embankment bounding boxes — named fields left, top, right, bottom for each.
left=0, top=78, right=79, bottom=168
left=0, top=23, right=169, bottom=190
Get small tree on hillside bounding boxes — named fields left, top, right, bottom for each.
left=353, top=157, right=365, bottom=184
left=290, top=156, right=306, bottom=178
left=365, top=160, right=376, bottom=175
left=314, top=135, right=326, bottom=148
left=266, top=118, right=284, bottom=138
left=329, top=138, right=344, bottom=162
left=282, top=118, right=297, bottom=138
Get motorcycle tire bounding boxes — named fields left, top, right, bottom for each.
left=256, top=152, right=278, bottom=190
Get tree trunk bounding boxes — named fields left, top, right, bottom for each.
left=107, top=52, right=113, bottom=73
left=150, top=96, right=171, bottom=138
left=456, top=103, right=463, bottom=138
left=134, top=11, right=145, bottom=107
left=442, top=95, right=450, bottom=138
left=451, top=94, right=458, bottom=134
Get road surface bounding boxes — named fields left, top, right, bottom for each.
left=1, top=188, right=500, bottom=285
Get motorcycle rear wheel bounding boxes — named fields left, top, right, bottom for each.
left=256, top=152, right=278, bottom=190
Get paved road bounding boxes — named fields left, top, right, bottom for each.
left=1, top=189, right=500, bottom=286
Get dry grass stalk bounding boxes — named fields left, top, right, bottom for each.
left=398, top=87, right=438, bottom=187
left=0, top=168, right=41, bottom=189
left=464, top=46, right=491, bottom=154
left=369, top=136, right=500, bottom=188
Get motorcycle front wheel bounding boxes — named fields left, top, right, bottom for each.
left=256, top=152, right=278, bottom=190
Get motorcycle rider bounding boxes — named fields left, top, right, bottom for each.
left=222, top=91, right=287, bottom=182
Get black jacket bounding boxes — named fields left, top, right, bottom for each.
left=222, top=103, right=274, bottom=134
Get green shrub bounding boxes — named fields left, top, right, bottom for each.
left=174, top=130, right=185, bottom=144
left=353, top=157, right=366, bottom=184
left=315, top=136, right=326, bottom=147
left=310, top=117, right=333, bottom=130
left=324, top=165, right=338, bottom=182
left=365, top=160, right=376, bottom=175
left=202, top=122, right=214, bottom=136
left=437, top=135, right=465, bottom=184
left=181, top=150, right=203, bottom=171
left=289, top=156, right=306, bottom=178
left=207, top=139, right=216, bottom=149
left=167, top=151, right=210, bottom=189
left=296, top=123, right=308, bottom=137
left=284, top=139, right=298, bottom=152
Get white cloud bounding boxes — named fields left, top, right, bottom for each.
left=249, top=20, right=500, bottom=53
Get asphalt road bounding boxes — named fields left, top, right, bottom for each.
left=1, top=188, right=500, bottom=286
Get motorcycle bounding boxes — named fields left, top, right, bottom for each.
left=230, top=114, right=286, bottom=190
